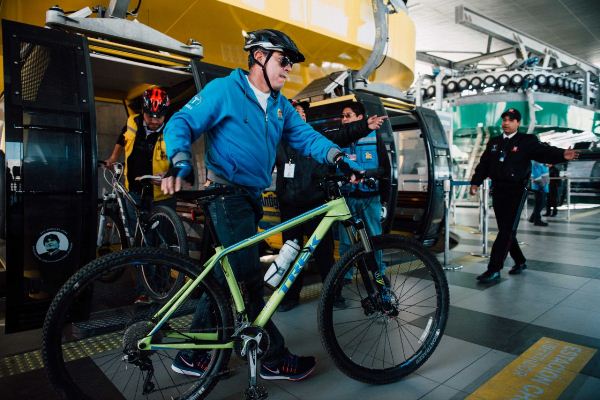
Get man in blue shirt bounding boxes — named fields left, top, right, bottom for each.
left=162, top=29, right=359, bottom=382
left=529, top=161, right=550, bottom=226
left=337, top=103, right=385, bottom=290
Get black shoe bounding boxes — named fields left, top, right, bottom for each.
left=508, top=263, right=527, bottom=275
left=260, top=351, right=316, bottom=381
left=171, top=350, right=211, bottom=377
left=543, top=212, right=550, bottom=217
left=278, top=299, right=299, bottom=313
left=528, top=215, right=534, bottom=223
left=476, top=270, right=491, bottom=281
left=477, top=270, right=501, bottom=284
left=534, top=221, right=548, bottom=226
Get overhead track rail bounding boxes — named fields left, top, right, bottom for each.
left=455, top=5, right=599, bottom=78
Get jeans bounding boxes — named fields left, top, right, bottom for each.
left=190, top=185, right=285, bottom=362
left=530, top=189, right=547, bottom=223
left=338, top=195, right=384, bottom=278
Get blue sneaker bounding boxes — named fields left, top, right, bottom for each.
left=171, top=350, right=210, bottom=377
left=260, top=351, right=316, bottom=381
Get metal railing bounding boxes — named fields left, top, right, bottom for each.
left=442, top=176, right=600, bottom=271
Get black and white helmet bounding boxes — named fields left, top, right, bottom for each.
left=244, top=29, right=305, bottom=63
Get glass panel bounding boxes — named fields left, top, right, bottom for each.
left=395, top=129, right=428, bottom=192
left=23, top=109, right=82, bottom=130
left=19, top=41, right=79, bottom=108
left=422, top=113, right=448, bottom=149
left=22, top=129, right=82, bottom=192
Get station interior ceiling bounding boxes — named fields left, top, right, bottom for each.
left=409, top=0, right=600, bottom=72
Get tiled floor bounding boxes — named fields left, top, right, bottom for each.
left=205, top=205, right=600, bottom=399
left=1, top=205, right=599, bottom=399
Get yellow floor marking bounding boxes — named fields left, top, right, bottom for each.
left=468, top=337, right=596, bottom=400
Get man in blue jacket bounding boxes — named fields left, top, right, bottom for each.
left=162, top=29, right=358, bottom=382
left=529, top=161, right=550, bottom=226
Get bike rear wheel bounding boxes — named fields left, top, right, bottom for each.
left=319, top=235, right=449, bottom=384
left=138, top=205, right=189, bottom=301
left=43, top=247, right=233, bottom=400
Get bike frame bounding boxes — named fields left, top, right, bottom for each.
left=138, top=196, right=353, bottom=351
left=97, top=164, right=151, bottom=247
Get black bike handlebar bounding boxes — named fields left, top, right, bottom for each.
left=174, top=186, right=235, bottom=204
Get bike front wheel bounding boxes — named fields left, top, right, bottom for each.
left=137, top=205, right=189, bottom=300
left=43, top=247, right=233, bottom=400
left=96, top=208, right=128, bottom=283
left=318, top=235, right=449, bottom=384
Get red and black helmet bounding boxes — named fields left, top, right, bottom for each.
left=142, top=87, right=170, bottom=118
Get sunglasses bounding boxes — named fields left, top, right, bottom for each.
left=279, top=55, right=294, bottom=68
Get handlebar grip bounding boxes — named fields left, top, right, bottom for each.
left=363, top=168, right=384, bottom=179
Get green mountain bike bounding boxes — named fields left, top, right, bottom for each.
left=42, top=175, right=449, bottom=400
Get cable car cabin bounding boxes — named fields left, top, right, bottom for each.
left=259, top=91, right=450, bottom=250
left=386, top=105, right=452, bottom=246
left=1, top=17, right=442, bottom=331
left=1, top=18, right=231, bottom=332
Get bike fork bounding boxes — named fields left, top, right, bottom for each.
left=345, top=220, right=383, bottom=295
left=96, top=211, right=106, bottom=247
left=349, top=223, right=396, bottom=315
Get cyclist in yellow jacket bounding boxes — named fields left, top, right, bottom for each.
left=104, top=86, right=174, bottom=303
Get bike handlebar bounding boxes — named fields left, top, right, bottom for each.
left=174, top=186, right=235, bottom=204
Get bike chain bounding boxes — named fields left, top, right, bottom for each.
left=160, top=322, right=265, bottom=381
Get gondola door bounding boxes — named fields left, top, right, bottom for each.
left=3, top=20, right=96, bottom=332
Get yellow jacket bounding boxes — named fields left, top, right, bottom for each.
left=122, top=114, right=170, bottom=201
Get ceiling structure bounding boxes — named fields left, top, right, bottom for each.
left=409, top=0, right=600, bottom=74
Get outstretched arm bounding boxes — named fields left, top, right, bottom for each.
left=322, top=115, right=387, bottom=147
left=529, top=136, right=577, bottom=164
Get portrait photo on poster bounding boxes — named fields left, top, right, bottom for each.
left=33, top=229, right=72, bottom=263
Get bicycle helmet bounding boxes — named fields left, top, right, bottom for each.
left=142, top=87, right=170, bottom=118
left=244, top=29, right=305, bottom=63
left=244, top=29, right=305, bottom=96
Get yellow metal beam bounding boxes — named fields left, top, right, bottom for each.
left=0, top=1, right=416, bottom=95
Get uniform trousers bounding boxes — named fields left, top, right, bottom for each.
left=488, top=186, right=527, bottom=272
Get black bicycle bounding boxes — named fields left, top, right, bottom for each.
left=96, top=161, right=188, bottom=300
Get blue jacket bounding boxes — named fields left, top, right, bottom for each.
left=164, top=69, right=340, bottom=195
left=531, top=161, right=549, bottom=192
left=341, top=130, right=379, bottom=195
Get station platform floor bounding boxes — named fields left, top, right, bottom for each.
left=1, top=204, right=600, bottom=399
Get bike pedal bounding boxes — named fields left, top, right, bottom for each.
left=244, top=385, right=268, bottom=400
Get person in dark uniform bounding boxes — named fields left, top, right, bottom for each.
left=470, top=108, right=578, bottom=283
